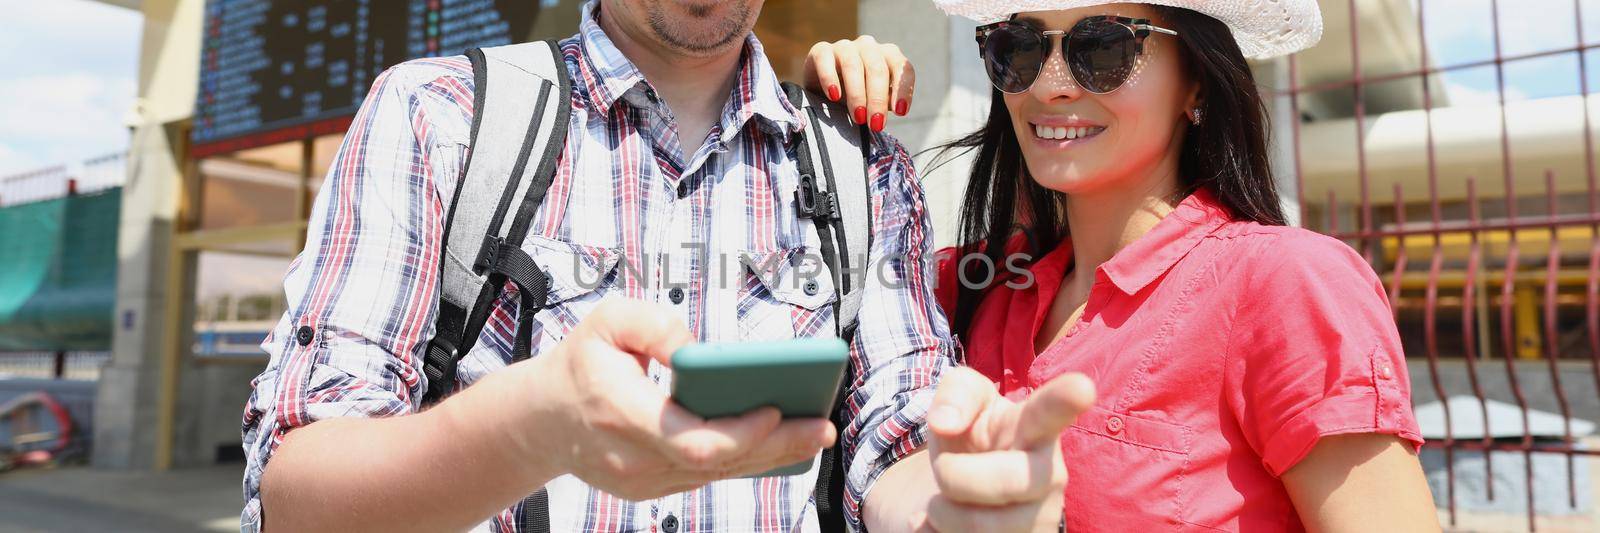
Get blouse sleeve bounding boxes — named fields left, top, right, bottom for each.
left=1224, top=231, right=1425, bottom=477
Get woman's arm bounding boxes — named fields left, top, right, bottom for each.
left=1281, top=434, right=1440, bottom=533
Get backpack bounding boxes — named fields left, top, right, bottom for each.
left=419, top=40, right=873, bottom=533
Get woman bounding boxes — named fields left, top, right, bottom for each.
left=808, top=1, right=1440, bottom=531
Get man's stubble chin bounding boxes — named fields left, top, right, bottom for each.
left=645, top=1, right=754, bottom=54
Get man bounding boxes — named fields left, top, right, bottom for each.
left=242, top=1, right=1086, bottom=531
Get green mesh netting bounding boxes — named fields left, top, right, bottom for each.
left=0, top=189, right=120, bottom=350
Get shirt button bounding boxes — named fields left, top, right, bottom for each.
left=1106, top=415, right=1124, bottom=435
left=1378, top=365, right=1394, bottom=380
left=661, top=514, right=679, bottom=533
left=676, top=181, right=689, bottom=198
left=668, top=287, right=685, bottom=304
left=295, top=326, right=314, bottom=346
left=803, top=279, right=820, bottom=296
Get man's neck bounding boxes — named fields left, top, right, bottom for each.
left=598, top=10, right=745, bottom=156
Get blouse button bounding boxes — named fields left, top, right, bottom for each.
left=1378, top=365, right=1393, bottom=380
left=1106, top=415, right=1124, bottom=434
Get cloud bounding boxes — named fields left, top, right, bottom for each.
left=1417, top=0, right=1593, bottom=105
left=0, top=72, right=135, bottom=174
left=1421, top=0, right=1583, bottom=66
left=0, top=0, right=139, bottom=176
left=0, top=0, right=141, bottom=78
left=0, top=73, right=136, bottom=139
left=1443, top=80, right=1529, bottom=107
left=0, top=143, right=39, bottom=177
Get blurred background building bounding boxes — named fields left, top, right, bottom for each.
left=4, top=0, right=1600, bottom=531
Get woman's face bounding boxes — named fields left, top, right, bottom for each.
left=1002, top=5, right=1197, bottom=196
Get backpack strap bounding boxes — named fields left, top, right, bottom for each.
left=780, top=82, right=873, bottom=338
left=781, top=81, right=872, bottom=533
left=424, top=40, right=571, bottom=533
left=424, top=39, right=571, bottom=405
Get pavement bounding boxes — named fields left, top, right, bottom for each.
left=0, top=460, right=1596, bottom=532
left=0, top=463, right=244, bottom=533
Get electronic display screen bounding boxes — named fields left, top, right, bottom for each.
left=192, top=0, right=541, bottom=157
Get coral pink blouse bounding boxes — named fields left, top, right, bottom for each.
left=934, top=189, right=1424, bottom=531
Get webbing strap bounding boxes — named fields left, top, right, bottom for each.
left=522, top=488, right=550, bottom=533
left=423, top=40, right=568, bottom=406
left=480, top=240, right=549, bottom=361
left=781, top=82, right=871, bottom=533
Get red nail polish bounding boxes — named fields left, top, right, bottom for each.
left=870, top=112, right=886, bottom=132
left=827, top=85, right=842, bottom=102
left=895, top=99, right=908, bottom=116
left=854, top=106, right=868, bottom=125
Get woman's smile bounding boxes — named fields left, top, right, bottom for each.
left=1028, top=116, right=1107, bottom=147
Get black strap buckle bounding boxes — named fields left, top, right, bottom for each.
left=422, top=336, right=461, bottom=403
left=424, top=337, right=459, bottom=372
left=796, top=173, right=835, bottom=220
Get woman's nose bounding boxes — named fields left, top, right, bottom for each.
left=1031, top=36, right=1082, bottom=103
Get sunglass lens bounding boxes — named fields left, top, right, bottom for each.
left=982, top=25, right=1045, bottom=93
left=1067, top=19, right=1138, bottom=93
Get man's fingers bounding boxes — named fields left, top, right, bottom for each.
left=805, top=41, right=843, bottom=101
left=930, top=447, right=1062, bottom=506
left=658, top=405, right=783, bottom=470
left=928, top=367, right=998, bottom=444
left=584, top=297, right=694, bottom=368
left=723, top=417, right=836, bottom=477
left=1013, top=373, right=1095, bottom=448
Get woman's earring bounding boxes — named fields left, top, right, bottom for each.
left=1189, top=108, right=1203, bottom=126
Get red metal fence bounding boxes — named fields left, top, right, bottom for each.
left=1285, top=0, right=1600, bottom=530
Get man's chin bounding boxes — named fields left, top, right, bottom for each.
left=657, top=29, right=747, bottom=55
left=647, top=0, right=755, bottom=55
left=669, top=0, right=722, bottom=18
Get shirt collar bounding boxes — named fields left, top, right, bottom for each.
left=572, top=2, right=804, bottom=138
left=1097, top=188, right=1233, bottom=294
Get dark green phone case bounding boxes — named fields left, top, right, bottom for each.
left=670, top=337, right=849, bottom=476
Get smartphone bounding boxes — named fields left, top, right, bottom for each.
left=670, top=337, right=850, bottom=476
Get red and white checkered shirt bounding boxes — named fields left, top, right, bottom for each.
left=241, top=6, right=954, bottom=532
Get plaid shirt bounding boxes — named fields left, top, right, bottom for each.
left=241, top=6, right=954, bottom=532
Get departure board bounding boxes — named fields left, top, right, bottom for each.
left=193, top=0, right=539, bottom=158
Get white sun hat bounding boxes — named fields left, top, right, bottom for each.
left=932, top=0, right=1323, bottom=60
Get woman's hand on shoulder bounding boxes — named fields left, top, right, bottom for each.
left=804, top=36, right=916, bottom=132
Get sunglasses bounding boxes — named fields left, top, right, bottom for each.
left=975, top=16, right=1179, bottom=95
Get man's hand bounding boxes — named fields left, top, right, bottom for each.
left=868, top=367, right=1094, bottom=532
left=515, top=297, right=837, bottom=501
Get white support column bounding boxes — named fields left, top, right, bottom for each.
left=1263, top=56, right=1305, bottom=227
left=96, top=0, right=200, bottom=470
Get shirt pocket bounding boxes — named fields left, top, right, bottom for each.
left=519, top=235, right=621, bottom=341
left=736, top=246, right=837, bottom=341
left=1064, top=406, right=1203, bottom=531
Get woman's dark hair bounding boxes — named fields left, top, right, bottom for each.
left=941, top=7, right=1288, bottom=335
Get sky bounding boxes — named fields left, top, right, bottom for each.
left=1423, top=0, right=1600, bottom=106
left=1, top=0, right=1599, bottom=178
left=0, top=0, right=140, bottom=177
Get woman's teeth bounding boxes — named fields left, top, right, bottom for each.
left=1033, top=124, right=1103, bottom=140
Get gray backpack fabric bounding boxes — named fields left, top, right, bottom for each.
left=419, top=41, right=872, bottom=533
